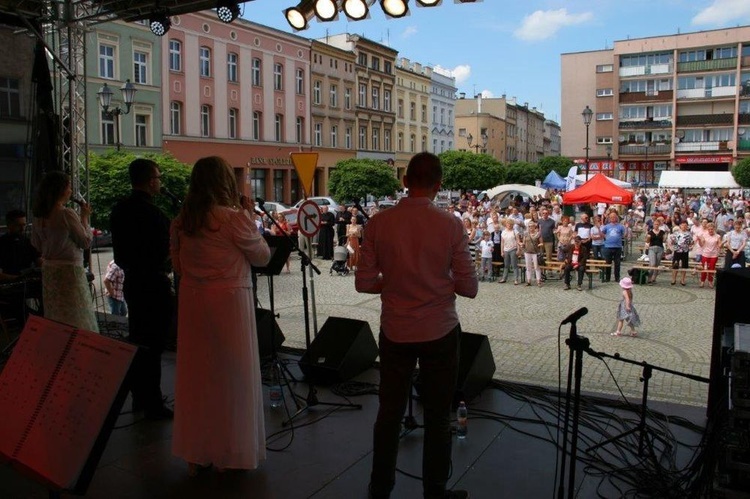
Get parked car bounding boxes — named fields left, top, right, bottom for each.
left=260, top=200, right=291, bottom=215
left=293, top=196, right=340, bottom=210
left=91, top=228, right=112, bottom=250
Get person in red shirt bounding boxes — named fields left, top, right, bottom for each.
left=356, top=152, right=477, bottom=499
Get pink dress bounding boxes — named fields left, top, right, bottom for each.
left=170, top=207, right=270, bottom=469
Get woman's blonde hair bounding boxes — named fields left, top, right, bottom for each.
left=179, top=156, right=239, bottom=235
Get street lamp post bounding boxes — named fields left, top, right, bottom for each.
left=466, top=132, right=488, bottom=154
left=581, top=105, right=593, bottom=181
left=97, top=79, right=137, bottom=151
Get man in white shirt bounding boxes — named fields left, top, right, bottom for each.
left=357, top=152, right=477, bottom=499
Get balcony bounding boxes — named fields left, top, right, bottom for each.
left=674, top=140, right=733, bottom=152
left=619, top=119, right=672, bottom=129
left=739, top=139, right=750, bottom=151
left=618, top=144, right=671, bottom=155
left=676, top=86, right=737, bottom=99
left=676, top=114, right=734, bottom=126
left=740, top=114, right=750, bottom=125
left=677, top=57, right=737, bottom=73
left=619, top=89, right=673, bottom=104
left=619, top=63, right=673, bottom=78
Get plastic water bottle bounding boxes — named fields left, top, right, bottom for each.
left=269, top=364, right=282, bottom=408
left=456, top=401, right=468, bottom=439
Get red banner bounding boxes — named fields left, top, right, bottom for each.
left=675, top=155, right=732, bottom=164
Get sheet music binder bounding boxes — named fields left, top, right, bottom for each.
left=0, top=315, right=137, bottom=493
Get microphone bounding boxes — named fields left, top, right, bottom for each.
left=160, top=186, right=181, bottom=205
left=561, top=307, right=588, bottom=325
left=255, top=197, right=265, bottom=208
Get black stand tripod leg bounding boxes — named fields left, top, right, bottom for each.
left=403, top=372, right=419, bottom=431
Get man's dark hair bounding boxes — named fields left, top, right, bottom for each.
left=405, top=152, right=442, bottom=189
left=129, top=158, right=159, bottom=187
left=6, top=209, right=26, bottom=225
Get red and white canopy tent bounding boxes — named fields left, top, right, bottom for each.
left=562, top=173, right=634, bottom=205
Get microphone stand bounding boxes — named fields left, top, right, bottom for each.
left=557, top=317, right=596, bottom=499
left=256, top=201, right=361, bottom=427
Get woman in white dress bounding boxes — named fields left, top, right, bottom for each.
left=31, top=171, right=98, bottom=332
left=170, top=156, right=270, bottom=474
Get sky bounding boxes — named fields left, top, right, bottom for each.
left=239, top=0, right=750, bottom=123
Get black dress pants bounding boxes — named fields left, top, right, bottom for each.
left=370, top=326, right=459, bottom=499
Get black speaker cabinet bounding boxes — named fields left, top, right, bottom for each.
left=414, top=331, right=496, bottom=405
left=455, top=332, right=496, bottom=405
left=255, top=308, right=285, bottom=359
left=298, top=317, right=378, bottom=384
left=709, top=269, right=750, bottom=418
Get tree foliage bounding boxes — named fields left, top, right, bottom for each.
left=88, top=150, right=192, bottom=230
left=438, top=150, right=505, bottom=191
left=327, top=158, right=401, bottom=203
left=538, top=156, right=574, bottom=178
left=504, top=162, right=545, bottom=186
left=732, top=158, right=750, bottom=188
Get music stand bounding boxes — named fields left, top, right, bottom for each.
left=253, top=234, right=296, bottom=382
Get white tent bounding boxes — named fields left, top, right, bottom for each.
left=574, top=174, right=632, bottom=188
left=485, top=184, right=548, bottom=200
left=658, top=171, right=740, bottom=189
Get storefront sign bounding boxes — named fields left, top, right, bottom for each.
left=248, top=157, right=293, bottom=166
left=675, top=155, right=732, bottom=164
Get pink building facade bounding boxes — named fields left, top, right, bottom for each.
left=162, top=12, right=311, bottom=203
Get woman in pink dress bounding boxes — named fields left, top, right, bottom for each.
left=696, top=222, right=721, bottom=288
left=170, top=156, right=270, bottom=474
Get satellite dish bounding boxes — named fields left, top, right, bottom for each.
left=739, top=128, right=747, bottom=136
left=674, top=137, right=681, bottom=143
left=618, top=135, right=625, bottom=142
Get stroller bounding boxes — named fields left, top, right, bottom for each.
left=330, top=245, right=350, bottom=276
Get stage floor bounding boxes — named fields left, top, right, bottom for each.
left=0, top=345, right=723, bottom=499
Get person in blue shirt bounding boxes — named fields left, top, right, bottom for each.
left=602, top=212, right=626, bottom=282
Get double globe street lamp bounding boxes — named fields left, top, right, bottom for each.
left=466, top=132, right=488, bottom=154
left=97, top=79, right=137, bottom=151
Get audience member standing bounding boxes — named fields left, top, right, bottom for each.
left=31, top=171, right=98, bottom=331
left=316, top=205, right=335, bottom=260
left=111, top=158, right=174, bottom=420
left=170, top=156, right=270, bottom=475
left=104, top=260, right=127, bottom=316
left=356, top=152, right=476, bottom=499
left=601, top=212, right=626, bottom=283
left=696, top=222, right=721, bottom=288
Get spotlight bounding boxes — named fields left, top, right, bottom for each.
left=217, top=0, right=241, bottom=23
left=381, top=0, right=408, bottom=18
left=149, top=13, right=171, bottom=36
left=285, top=4, right=312, bottom=30
left=342, top=0, right=370, bottom=21
left=314, top=0, right=338, bottom=21
left=416, top=0, right=440, bottom=5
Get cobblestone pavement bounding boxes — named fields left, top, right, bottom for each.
left=256, top=249, right=715, bottom=408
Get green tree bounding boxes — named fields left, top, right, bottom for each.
left=538, top=156, right=574, bottom=178
left=732, top=158, right=750, bottom=188
left=438, top=150, right=505, bottom=191
left=88, top=150, right=192, bottom=229
left=327, top=158, right=401, bottom=203
left=504, top=162, right=545, bottom=186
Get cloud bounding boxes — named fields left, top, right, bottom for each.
left=480, top=90, right=494, bottom=98
left=692, top=0, right=750, bottom=25
left=514, top=8, right=593, bottom=41
left=432, top=64, right=471, bottom=85
left=401, top=26, right=418, bottom=38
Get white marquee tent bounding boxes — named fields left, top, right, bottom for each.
left=658, top=171, right=740, bottom=189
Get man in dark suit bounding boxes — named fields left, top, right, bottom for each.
left=563, top=236, right=589, bottom=291
left=111, top=158, right=174, bottom=420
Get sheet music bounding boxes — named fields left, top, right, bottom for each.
left=0, top=316, right=136, bottom=489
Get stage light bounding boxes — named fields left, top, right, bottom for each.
left=285, top=4, right=312, bottom=30
left=149, top=13, right=171, bottom=36
left=343, top=0, right=370, bottom=20
left=416, top=0, right=441, bottom=5
left=314, top=0, right=339, bottom=21
left=217, top=0, right=241, bottom=23
left=381, top=0, right=408, bottom=18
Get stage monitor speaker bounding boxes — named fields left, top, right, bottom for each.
left=414, top=331, right=496, bottom=405
left=455, top=332, right=496, bottom=405
left=298, top=317, right=378, bottom=384
left=255, top=308, right=285, bottom=359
